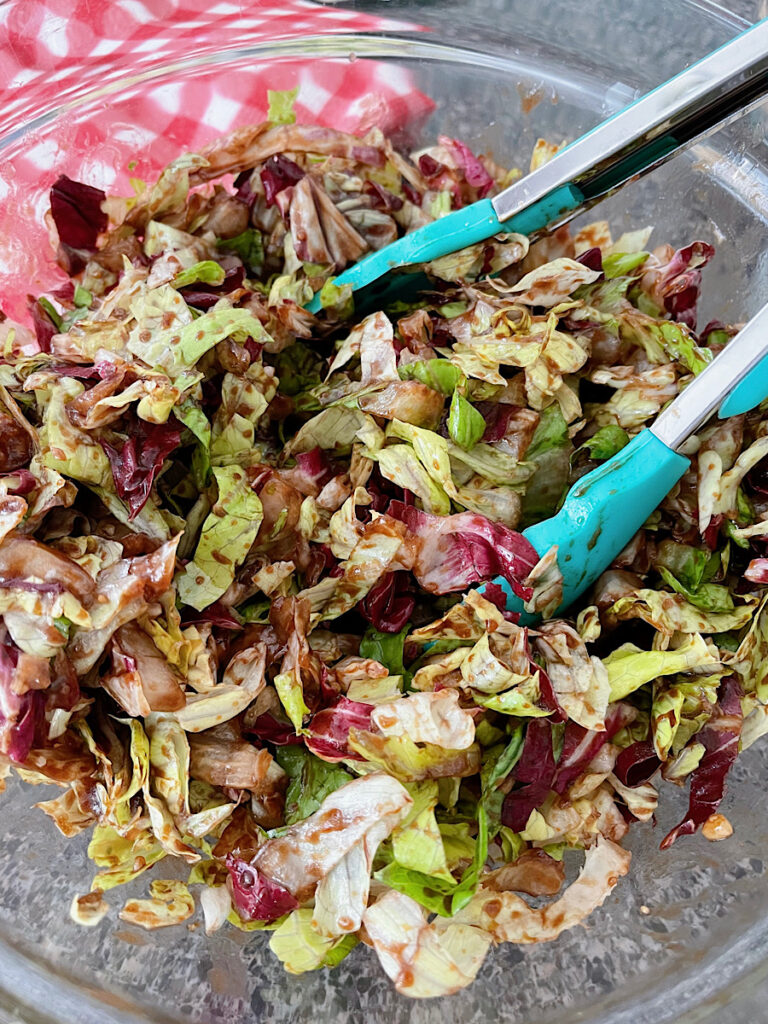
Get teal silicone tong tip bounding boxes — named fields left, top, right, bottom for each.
left=478, top=431, right=690, bottom=624
left=305, top=183, right=584, bottom=315
left=718, top=350, right=768, bottom=418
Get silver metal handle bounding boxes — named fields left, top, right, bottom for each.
left=492, top=18, right=768, bottom=224
left=651, top=301, right=768, bottom=451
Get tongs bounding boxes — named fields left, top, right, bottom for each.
left=310, top=18, right=768, bottom=620
left=489, top=302, right=768, bottom=622
left=308, top=17, right=768, bottom=314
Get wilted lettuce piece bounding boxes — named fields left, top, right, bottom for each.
left=364, top=890, right=491, bottom=998
left=318, top=278, right=354, bottom=318
left=39, top=378, right=112, bottom=487
left=269, top=908, right=356, bottom=973
left=509, top=257, right=601, bottom=306
left=37, top=788, right=97, bottom=838
left=604, top=634, right=720, bottom=701
left=651, top=683, right=685, bottom=760
left=654, top=540, right=712, bottom=591
left=655, top=321, right=712, bottom=375
left=619, top=311, right=711, bottom=374
left=126, top=152, right=208, bottom=229
left=0, top=585, right=89, bottom=657
left=69, top=890, right=109, bottom=927
left=177, top=465, right=263, bottom=610
left=267, top=87, right=299, bottom=125
left=376, top=444, right=451, bottom=514
left=447, top=836, right=630, bottom=943
left=371, top=691, right=475, bottom=749
left=303, top=517, right=406, bottom=623
left=209, top=365, right=273, bottom=465
left=273, top=341, right=323, bottom=397
left=346, top=675, right=402, bottom=705
left=128, top=302, right=269, bottom=375
left=411, top=590, right=506, bottom=646
left=88, top=825, right=166, bottom=891
left=90, top=485, right=173, bottom=543
left=347, top=729, right=481, bottom=782
left=522, top=545, right=563, bottom=618
left=253, top=774, right=412, bottom=897
left=391, top=781, right=453, bottom=882
left=521, top=405, right=572, bottom=526
left=527, top=404, right=569, bottom=459
left=424, top=235, right=527, bottom=282
left=119, top=879, right=195, bottom=929
left=312, top=842, right=374, bottom=939
left=663, top=742, right=706, bottom=780
left=287, top=407, right=370, bottom=454
left=460, top=632, right=530, bottom=694
left=536, top=621, right=610, bottom=731
left=609, top=589, right=754, bottom=635
left=472, top=677, right=550, bottom=717
left=174, top=645, right=266, bottom=731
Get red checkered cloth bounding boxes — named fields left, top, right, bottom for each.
left=0, top=0, right=433, bottom=317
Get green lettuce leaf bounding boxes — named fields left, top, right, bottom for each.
left=210, top=365, right=273, bottom=465
left=176, top=465, right=263, bottom=610
left=275, top=746, right=352, bottom=825
left=318, top=278, right=354, bottom=319
left=391, top=781, right=453, bottom=882
left=274, top=670, right=310, bottom=732
left=375, top=806, right=488, bottom=917
left=217, top=229, right=264, bottom=275
left=604, top=634, right=720, bottom=701
left=171, top=261, right=226, bottom=289
left=267, top=86, right=299, bottom=125
left=602, top=251, right=649, bottom=278
left=347, top=728, right=481, bottom=783
left=481, top=725, right=525, bottom=828
left=359, top=625, right=409, bottom=678
left=375, top=444, right=451, bottom=514
left=651, top=682, right=685, bottom=760
left=399, top=359, right=462, bottom=395
left=609, top=588, right=754, bottom=634
left=39, top=378, right=112, bottom=487
left=273, top=342, right=323, bottom=397
left=269, top=908, right=354, bottom=973
left=448, top=390, right=485, bottom=450
left=658, top=567, right=734, bottom=614
left=128, top=303, right=269, bottom=375
left=656, top=321, right=712, bottom=375
left=575, top=425, right=629, bottom=462
left=654, top=540, right=714, bottom=591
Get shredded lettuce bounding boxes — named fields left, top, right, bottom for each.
left=10, top=109, right=768, bottom=1002
left=177, top=465, right=263, bottom=610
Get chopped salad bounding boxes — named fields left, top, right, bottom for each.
left=1, top=89, right=767, bottom=997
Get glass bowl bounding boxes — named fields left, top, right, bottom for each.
left=2, top=2, right=768, bottom=1022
